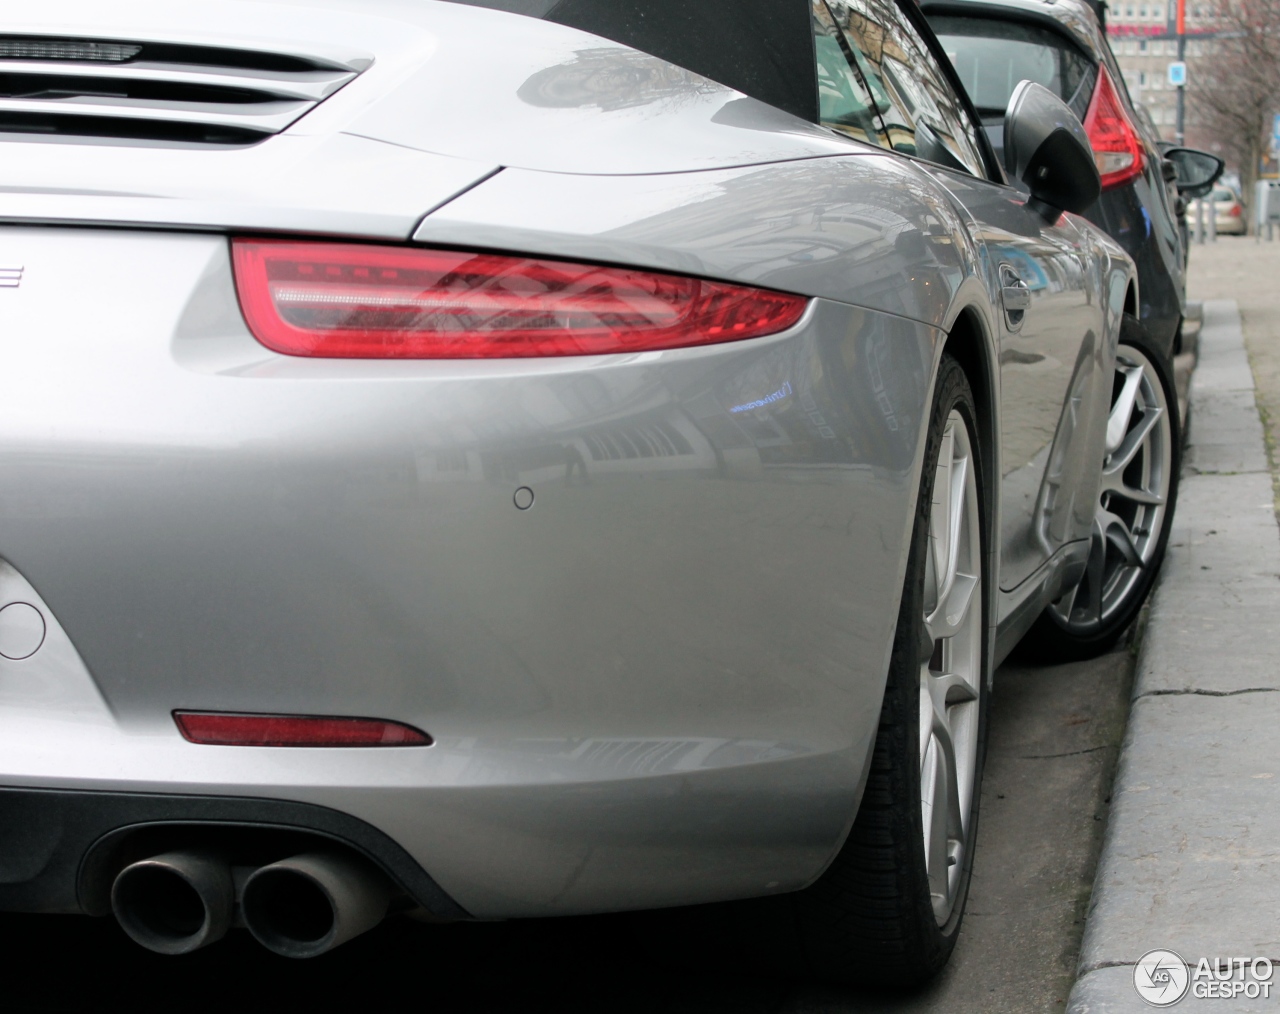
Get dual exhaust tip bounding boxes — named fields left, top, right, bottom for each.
left=111, top=849, right=391, bottom=958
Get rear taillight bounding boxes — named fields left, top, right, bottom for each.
left=231, top=240, right=808, bottom=358
left=1082, top=66, right=1145, bottom=191
left=174, top=711, right=431, bottom=747
left=1230, top=203, right=1243, bottom=217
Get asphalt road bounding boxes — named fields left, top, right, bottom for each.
left=1, top=645, right=1134, bottom=1014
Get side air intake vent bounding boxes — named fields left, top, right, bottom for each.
left=0, top=35, right=368, bottom=146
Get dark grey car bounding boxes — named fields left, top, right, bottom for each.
left=922, top=0, right=1200, bottom=357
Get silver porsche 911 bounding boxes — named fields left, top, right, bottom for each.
left=0, top=0, right=1178, bottom=984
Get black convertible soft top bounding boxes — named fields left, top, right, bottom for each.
left=445, top=0, right=819, bottom=122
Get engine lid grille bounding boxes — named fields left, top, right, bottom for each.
left=0, top=39, right=141, bottom=61
left=0, top=35, right=367, bottom=145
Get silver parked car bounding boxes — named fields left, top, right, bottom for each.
left=1208, top=184, right=1248, bottom=235
left=0, top=0, right=1175, bottom=985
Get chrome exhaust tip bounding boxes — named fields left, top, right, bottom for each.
left=242, top=851, right=390, bottom=959
left=111, top=850, right=234, bottom=955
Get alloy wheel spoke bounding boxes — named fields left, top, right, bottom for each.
left=926, top=670, right=980, bottom=716
left=1104, top=405, right=1163, bottom=475
left=930, top=425, right=956, bottom=606
left=923, top=672, right=978, bottom=783
left=1106, top=365, right=1144, bottom=454
left=922, top=533, right=939, bottom=635
left=921, top=670, right=973, bottom=901
left=919, top=675, right=934, bottom=766
left=1099, top=508, right=1144, bottom=566
left=1081, top=521, right=1108, bottom=624
left=941, top=451, right=969, bottom=603
left=1101, top=470, right=1165, bottom=505
left=926, top=571, right=978, bottom=642
left=925, top=740, right=951, bottom=904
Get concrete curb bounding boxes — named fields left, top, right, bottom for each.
left=1066, top=301, right=1280, bottom=1012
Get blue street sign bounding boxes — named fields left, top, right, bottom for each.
left=1273, top=113, right=1280, bottom=139
left=1168, top=61, right=1187, bottom=86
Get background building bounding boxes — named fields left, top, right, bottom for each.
left=1105, top=2, right=1214, bottom=142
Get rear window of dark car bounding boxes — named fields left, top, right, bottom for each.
left=927, top=15, right=1095, bottom=120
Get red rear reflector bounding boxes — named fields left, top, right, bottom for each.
left=1082, top=66, right=1145, bottom=191
left=231, top=240, right=809, bottom=358
left=174, top=711, right=431, bottom=747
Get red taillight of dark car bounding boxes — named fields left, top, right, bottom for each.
left=1082, top=66, right=1145, bottom=191
left=231, top=240, right=809, bottom=358
left=174, top=711, right=432, bottom=747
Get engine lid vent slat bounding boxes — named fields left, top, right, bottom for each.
left=0, top=34, right=367, bottom=146
left=0, top=62, right=357, bottom=102
left=0, top=95, right=311, bottom=134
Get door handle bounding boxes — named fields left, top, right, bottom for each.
left=999, top=265, right=1030, bottom=331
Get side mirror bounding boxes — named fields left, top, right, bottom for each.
left=1163, top=146, right=1225, bottom=199
left=1004, top=80, right=1101, bottom=220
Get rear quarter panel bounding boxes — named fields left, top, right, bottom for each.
left=0, top=224, right=944, bottom=915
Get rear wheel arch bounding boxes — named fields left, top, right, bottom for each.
left=939, top=307, right=1000, bottom=574
left=940, top=309, right=995, bottom=463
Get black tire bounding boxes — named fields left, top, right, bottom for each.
left=1027, top=314, right=1181, bottom=660
left=681, top=355, right=991, bottom=987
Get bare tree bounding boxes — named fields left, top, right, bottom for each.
left=1188, top=0, right=1280, bottom=228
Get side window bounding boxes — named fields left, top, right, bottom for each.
left=811, top=0, right=889, bottom=148
left=825, top=0, right=987, bottom=177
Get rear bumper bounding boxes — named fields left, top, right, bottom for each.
left=0, top=226, right=937, bottom=917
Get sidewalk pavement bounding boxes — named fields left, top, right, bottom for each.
left=1067, top=301, right=1280, bottom=1011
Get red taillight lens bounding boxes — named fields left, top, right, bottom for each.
left=231, top=240, right=809, bottom=359
left=174, top=711, right=432, bottom=747
left=1230, top=203, right=1242, bottom=217
left=1082, top=66, right=1145, bottom=191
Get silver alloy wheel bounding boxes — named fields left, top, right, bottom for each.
left=1050, top=345, right=1173, bottom=631
left=920, top=410, right=983, bottom=926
